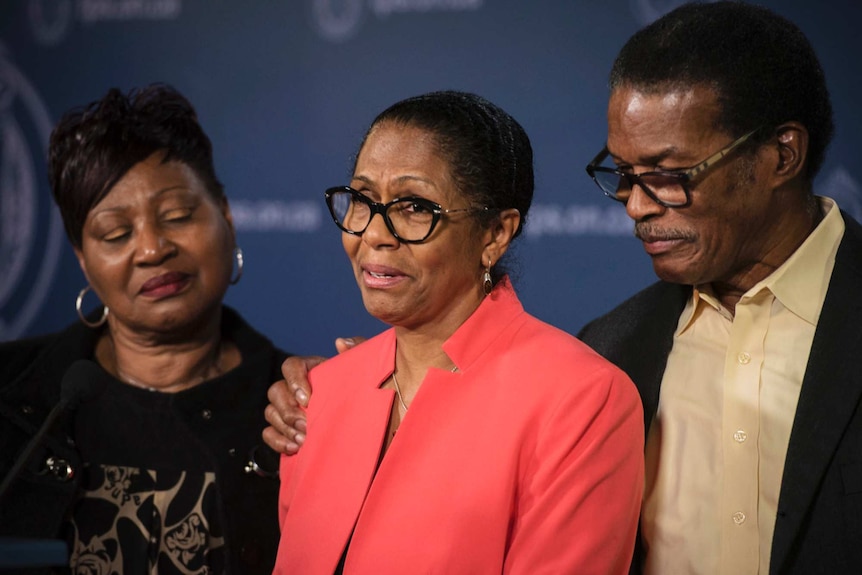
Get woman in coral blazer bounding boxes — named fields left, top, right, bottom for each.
left=274, top=91, right=643, bottom=574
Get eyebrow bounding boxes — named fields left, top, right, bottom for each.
left=351, top=174, right=437, bottom=188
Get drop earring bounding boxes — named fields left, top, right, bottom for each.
left=483, top=257, right=493, bottom=295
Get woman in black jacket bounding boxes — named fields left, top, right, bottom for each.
left=0, top=84, right=287, bottom=575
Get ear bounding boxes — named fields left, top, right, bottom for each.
left=770, top=122, right=808, bottom=185
left=482, top=208, right=521, bottom=266
left=73, top=245, right=91, bottom=285
left=219, top=196, right=237, bottom=243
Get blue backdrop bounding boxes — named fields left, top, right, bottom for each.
left=1, top=0, right=861, bottom=356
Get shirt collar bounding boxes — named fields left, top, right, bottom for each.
left=745, top=196, right=843, bottom=324
left=677, top=196, right=845, bottom=333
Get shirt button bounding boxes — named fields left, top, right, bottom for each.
left=733, top=429, right=748, bottom=443
left=201, top=409, right=213, bottom=420
left=738, top=352, right=752, bottom=364
left=733, top=511, right=746, bottom=525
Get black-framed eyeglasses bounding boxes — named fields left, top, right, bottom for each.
left=585, top=128, right=760, bottom=208
left=324, top=186, right=489, bottom=244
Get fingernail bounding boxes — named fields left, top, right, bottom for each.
left=343, top=338, right=356, bottom=347
left=296, top=390, right=309, bottom=405
left=295, top=433, right=305, bottom=445
left=296, top=420, right=307, bottom=432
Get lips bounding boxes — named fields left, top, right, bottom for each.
left=139, top=271, right=191, bottom=298
left=361, top=263, right=406, bottom=289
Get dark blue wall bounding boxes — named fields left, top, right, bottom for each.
left=2, top=0, right=860, bottom=355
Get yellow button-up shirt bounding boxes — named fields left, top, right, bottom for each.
left=642, top=197, right=845, bottom=575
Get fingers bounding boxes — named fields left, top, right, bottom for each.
left=334, top=336, right=367, bottom=354
left=263, top=395, right=307, bottom=454
left=263, top=425, right=300, bottom=455
left=281, top=355, right=325, bottom=407
left=265, top=378, right=309, bottom=453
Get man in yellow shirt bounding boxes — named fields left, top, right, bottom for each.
left=579, top=2, right=859, bottom=574
left=265, top=2, right=860, bottom=574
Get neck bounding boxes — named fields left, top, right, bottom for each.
left=97, top=314, right=228, bottom=393
left=389, top=329, right=459, bottom=407
left=712, top=194, right=822, bottom=315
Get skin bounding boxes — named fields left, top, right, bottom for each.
left=76, top=150, right=240, bottom=392
left=263, top=122, right=520, bottom=453
left=606, top=84, right=817, bottom=312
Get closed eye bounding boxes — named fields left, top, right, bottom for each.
left=103, top=227, right=131, bottom=242
left=162, top=208, right=194, bottom=222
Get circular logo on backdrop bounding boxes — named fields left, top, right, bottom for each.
left=0, top=45, right=64, bottom=341
left=310, top=0, right=366, bottom=42
left=28, top=0, right=74, bottom=46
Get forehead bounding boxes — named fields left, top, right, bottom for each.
left=105, top=154, right=202, bottom=197
left=356, top=123, right=450, bottom=176
left=606, top=84, right=725, bottom=163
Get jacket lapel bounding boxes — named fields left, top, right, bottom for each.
left=770, top=213, right=862, bottom=574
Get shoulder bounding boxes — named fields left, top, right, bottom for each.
left=309, top=330, right=393, bottom=385
left=0, top=330, right=67, bottom=393
left=494, top=312, right=637, bottom=398
left=222, top=306, right=291, bottom=377
left=577, top=281, right=688, bottom=354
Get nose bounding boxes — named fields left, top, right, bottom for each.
left=361, top=210, right=399, bottom=248
left=133, top=221, right=176, bottom=264
left=624, top=181, right=666, bottom=222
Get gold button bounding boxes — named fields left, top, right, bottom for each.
left=733, top=511, right=746, bottom=525
left=733, top=430, right=748, bottom=443
left=738, top=352, right=751, bottom=364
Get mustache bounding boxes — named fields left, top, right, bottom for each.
left=634, top=222, right=695, bottom=242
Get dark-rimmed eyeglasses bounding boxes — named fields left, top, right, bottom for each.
left=324, top=186, right=489, bottom=244
left=585, top=128, right=759, bottom=208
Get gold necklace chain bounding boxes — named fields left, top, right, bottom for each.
left=391, top=371, right=409, bottom=412
left=391, top=365, right=458, bottom=413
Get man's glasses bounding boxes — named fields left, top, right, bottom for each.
left=324, top=186, right=489, bottom=244
left=585, top=128, right=759, bottom=208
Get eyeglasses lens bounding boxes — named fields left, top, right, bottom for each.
left=593, top=171, right=688, bottom=207
left=328, top=190, right=436, bottom=242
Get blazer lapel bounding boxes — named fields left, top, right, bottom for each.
left=283, top=340, right=396, bottom=572
left=770, top=214, right=862, bottom=574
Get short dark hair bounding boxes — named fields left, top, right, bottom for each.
left=357, top=91, right=534, bottom=282
left=48, top=83, right=224, bottom=248
left=609, top=1, right=834, bottom=180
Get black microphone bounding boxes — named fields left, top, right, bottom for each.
left=0, top=360, right=108, bottom=503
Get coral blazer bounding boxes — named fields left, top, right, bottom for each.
left=275, top=279, right=643, bottom=574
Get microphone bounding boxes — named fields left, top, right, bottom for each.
left=0, top=360, right=108, bottom=504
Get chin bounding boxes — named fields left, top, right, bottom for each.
left=652, top=263, right=701, bottom=286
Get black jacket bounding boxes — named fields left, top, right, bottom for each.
left=0, top=306, right=288, bottom=574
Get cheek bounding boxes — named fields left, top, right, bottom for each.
left=79, top=245, right=125, bottom=292
left=342, top=234, right=360, bottom=262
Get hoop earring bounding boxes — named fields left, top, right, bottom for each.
left=230, top=246, right=244, bottom=285
left=76, top=286, right=109, bottom=328
left=483, top=257, right=493, bottom=295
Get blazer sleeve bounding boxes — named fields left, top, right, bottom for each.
left=503, top=364, right=644, bottom=575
